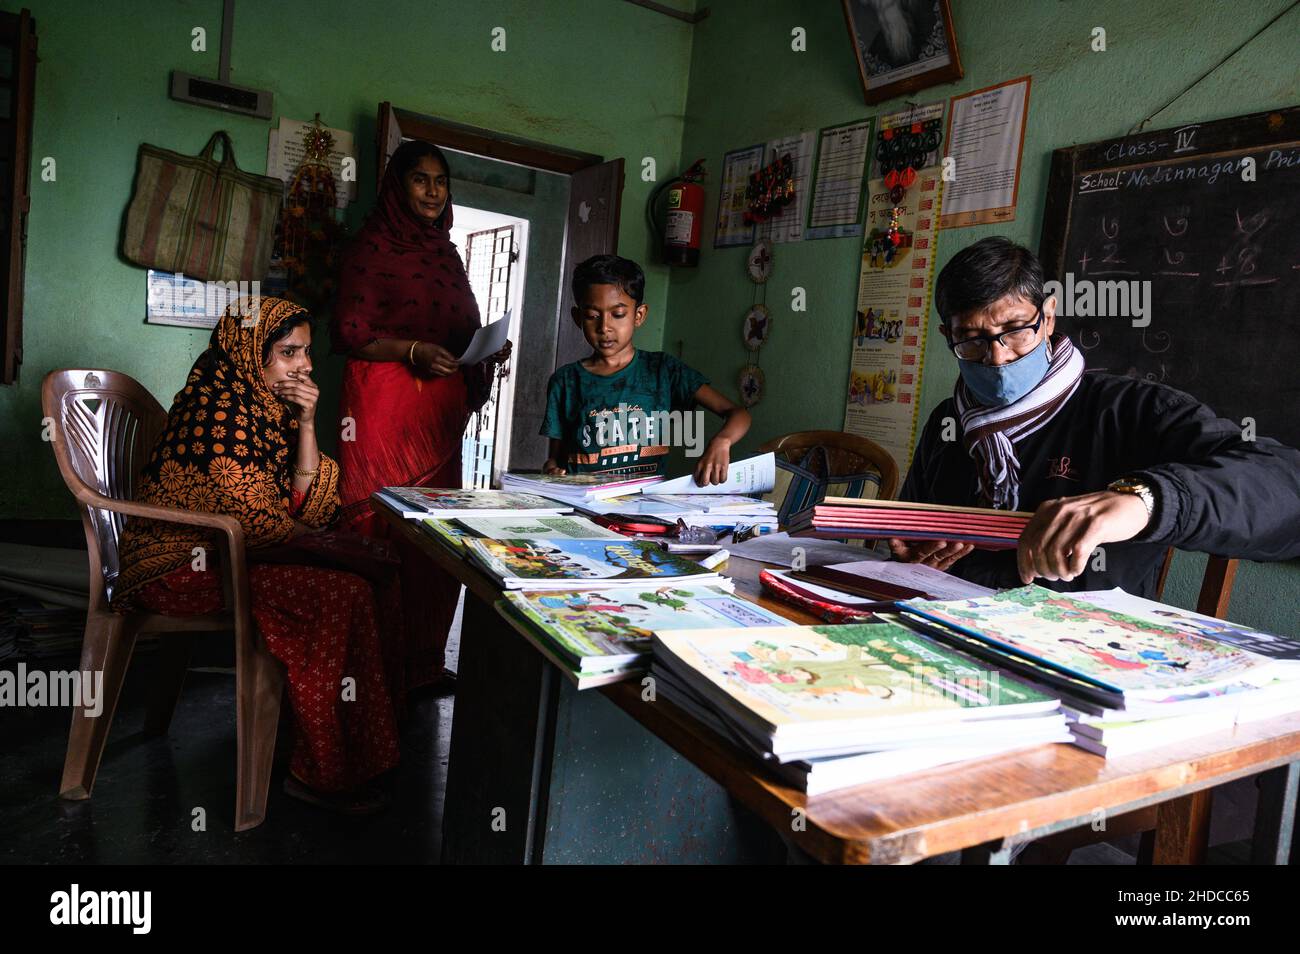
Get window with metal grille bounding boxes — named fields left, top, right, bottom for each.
left=461, top=224, right=515, bottom=489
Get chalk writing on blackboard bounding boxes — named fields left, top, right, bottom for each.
left=1040, top=107, right=1300, bottom=450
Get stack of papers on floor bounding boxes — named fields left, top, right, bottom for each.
left=0, top=594, right=88, bottom=662
left=896, top=585, right=1300, bottom=757
left=375, top=487, right=572, bottom=520
left=789, top=497, right=1031, bottom=550
left=651, top=617, right=1069, bottom=795
left=464, top=537, right=730, bottom=590
left=499, top=472, right=663, bottom=506
left=496, top=585, right=790, bottom=688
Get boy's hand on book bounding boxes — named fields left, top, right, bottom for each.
left=888, top=538, right=974, bottom=571
left=693, top=438, right=732, bottom=486
left=542, top=460, right=567, bottom=475
left=1017, top=490, right=1150, bottom=584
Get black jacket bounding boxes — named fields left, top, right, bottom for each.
left=899, top=371, right=1300, bottom=597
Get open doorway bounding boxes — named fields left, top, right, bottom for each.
left=450, top=206, right=528, bottom=487
left=375, top=103, right=626, bottom=487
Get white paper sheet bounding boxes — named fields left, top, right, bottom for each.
left=824, top=560, right=996, bottom=600
left=457, top=313, right=510, bottom=365
left=648, top=452, right=776, bottom=496
left=728, top=531, right=878, bottom=568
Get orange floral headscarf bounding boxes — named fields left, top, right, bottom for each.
left=114, top=297, right=339, bottom=602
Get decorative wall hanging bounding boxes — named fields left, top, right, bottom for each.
left=746, top=238, right=773, bottom=284
left=738, top=365, right=766, bottom=408
left=744, top=153, right=795, bottom=223
left=841, top=0, right=963, bottom=105
left=742, top=304, right=771, bottom=351
left=279, top=114, right=348, bottom=314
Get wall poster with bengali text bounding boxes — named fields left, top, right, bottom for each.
left=842, top=101, right=946, bottom=484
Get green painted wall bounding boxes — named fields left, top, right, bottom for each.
left=665, top=0, right=1299, bottom=635
left=0, top=0, right=695, bottom=514
left=4, top=0, right=1296, bottom=635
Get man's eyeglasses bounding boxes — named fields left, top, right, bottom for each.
left=946, top=307, right=1044, bottom=361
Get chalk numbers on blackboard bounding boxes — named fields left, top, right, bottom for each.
left=1215, top=208, right=1270, bottom=304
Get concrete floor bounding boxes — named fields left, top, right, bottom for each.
left=1, top=600, right=462, bottom=865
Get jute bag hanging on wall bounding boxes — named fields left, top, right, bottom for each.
left=121, top=131, right=283, bottom=282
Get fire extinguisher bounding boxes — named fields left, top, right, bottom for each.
left=647, top=159, right=706, bottom=267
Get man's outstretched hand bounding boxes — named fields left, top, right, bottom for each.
left=1015, top=490, right=1149, bottom=584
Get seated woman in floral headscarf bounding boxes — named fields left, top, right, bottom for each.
left=115, top=297, right=400, bottom=815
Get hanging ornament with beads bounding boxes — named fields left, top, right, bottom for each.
left=281, top=113, right=347, bottom=314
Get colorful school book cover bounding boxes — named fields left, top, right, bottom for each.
left=1073, top=589, right=1300, bottom=662
left=502, top=585, right=789, bottom=666
left=653, top=620, right=1055, bottom=733
left=383, top=487, right=564, bottom=514
left=906, top=585, right=1275, bottom=696
left=419, top=518, right=477, bottom=550
left=468, top=538, right=716, bottom=583
left=454, top=514, right=624, bottom=540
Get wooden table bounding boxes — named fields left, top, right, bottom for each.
left=375, top=498, right=1300, bottom=865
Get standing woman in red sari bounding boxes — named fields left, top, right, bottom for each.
left=333, top=140, right=509, bottom=694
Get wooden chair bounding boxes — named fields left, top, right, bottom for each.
left=758, top=429, right=900, bottom=502
left=42, top=369, right=283, bottom=832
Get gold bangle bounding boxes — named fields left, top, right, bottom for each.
left=408, top=340, right=420, bottom=365
left=294, top=466, right=318, bottom=477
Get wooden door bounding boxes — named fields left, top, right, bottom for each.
left=554, top=159, right=624, bottom=370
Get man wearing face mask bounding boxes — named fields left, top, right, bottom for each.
left=892, top=237, right=1300, bottom=596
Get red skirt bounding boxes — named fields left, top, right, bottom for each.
left=337, top=358, right=469, bottom=688
left=135, top=563, right=401, bottom=794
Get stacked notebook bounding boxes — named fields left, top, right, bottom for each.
left=651, top=617, right=1069, bottom=795
left=499, top=472, right=663, bottom=506
left=895, top=585, right=1300, bottom=757
left=464, top=537, right=730, bottom=590
left=418, top=513, right=622, bottom=551
left=497, top=585, right=790, bottom=689
left=788, top=497, right=1032, bottom=549
left=376, top=487, right=571, bottom=520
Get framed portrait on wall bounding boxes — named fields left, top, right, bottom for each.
left=841, top=0, right=963, bottom=105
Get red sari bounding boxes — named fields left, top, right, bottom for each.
left=333, top=144, right=489, bottom=689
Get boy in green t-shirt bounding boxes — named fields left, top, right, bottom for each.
left=541, top=255, right=751, bottom=483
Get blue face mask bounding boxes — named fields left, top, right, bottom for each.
left=959, top=337, right=1050, bottom=407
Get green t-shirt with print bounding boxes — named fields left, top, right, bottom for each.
left=540, top=350, right=708, bottom=478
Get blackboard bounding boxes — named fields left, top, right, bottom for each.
left=1040, top=106, right=1300, bottom=449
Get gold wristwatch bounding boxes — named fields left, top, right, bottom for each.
left=1107, top=476, right=1155, bottom=522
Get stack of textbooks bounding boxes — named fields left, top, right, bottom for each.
left=896, top=585, right=1300, bottom=757
left=496, top=585, right=791, bottom=689
left=464, top=537, right=730, bottom=590
left=499, top=472, right=663, bottom=506
left=585, top=493, right=779, bottom=532
left=374, top=487, right=572, bottom=520
left=788, top=497, right=1031, bottom=549
left=759, top=558, right=996, bottom=622
left=651, top=617, right=1070, bottom=795
left=419, top=513, right=624, bottom=551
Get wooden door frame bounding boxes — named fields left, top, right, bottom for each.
left=377, top=103, right=605, bottom=185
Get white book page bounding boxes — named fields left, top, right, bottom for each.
left=825, top=560, right=996, bottom=600
left=649, top=453, right=776, bottom=496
